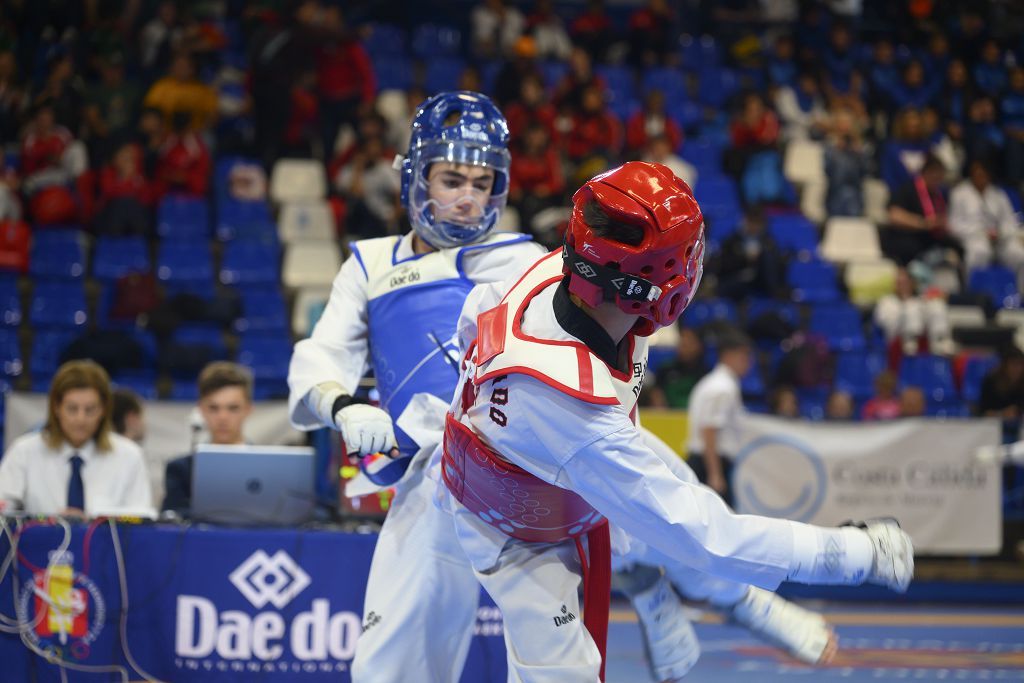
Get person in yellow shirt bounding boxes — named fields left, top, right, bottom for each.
left=143, top=52, right=217, bottom=131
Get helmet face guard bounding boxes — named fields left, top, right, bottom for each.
left=400, top=92, right=511, bottom=248
left=563, top=162, right=706, bottom=336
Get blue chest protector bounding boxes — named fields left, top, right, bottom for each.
left=350, top=232, right=533, bottom=484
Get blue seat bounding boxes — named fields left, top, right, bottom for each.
left=220, top=243, right=280, bottom=285
left=31, top=281, right=87, bottom=329
left=668, top=100, right=702, bottom=134
left=234, top=287, right=288, bottom=333
left=799, top=395, right=827, bottom=421
left=962, top=355, right=998, bottom=404
left=254, top=377, right=290, bottom=400
left=787, top=259, right=841, bottom=303
left=30, top=231, right=85, bottom=279
left=30, top=330, right=75, bottom=384
left=899, top=354, right=957, bottom=403
left=646, top=345, right=676, bottom=374
left=213, top=156, right=262, bottom=199
left=375, top=56, right=413, bottom=91
left=683, top=298, right=738, bottom=328
left=163, top=325, right=228, bottom=379
left=217, top=199, right=275, bottom=243
left=157, top=196, right=210, bottom=241
left=111, top=373, right=158, bottom=400
left=363, top=23, right=407, bottom=59
left=596, top=65, right=636, bottom=107
left=0, top=278, right=20, bottom=326
left=170, top=380, right=199, bottom=401
left=173, top=325, right=227, bottom=355
left=425, top=57, right=465, bottom=94
left=926, top=398, right=969, bottom=418
left=0, top=329, right=22, bottom=378
left=834, top=351, right=886, bottom=400
left=695, top=175, right=739, bottom=206
left=969, top=267, right=1020, bottom=309
left=745, top=298, right=800, bottom=327
left=93, top=237, right=150, bottom=282
left=741, top=363, right=766, bottom=397
left=237, top=333, right=292, bottom=382
left=157, top=243, right=213, bottom=288
left=642, top=67, right=686, bottom=99
left=680, top=34, right=719, bottom=71
left=411, top=24, right=461, bottom=59
left=699, top=66, right=738, bottom=108
left=539, top=60, right=569, bottom=89
left=768, top=213, right=819, bottom=255
left=809, top=303, right=865, bottom=351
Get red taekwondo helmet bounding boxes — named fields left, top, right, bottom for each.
left=562, top=161, right=706, bottom=336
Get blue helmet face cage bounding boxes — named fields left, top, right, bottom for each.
left=400, top=92, right=511, bottom=248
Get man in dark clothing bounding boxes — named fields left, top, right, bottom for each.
left=882, top=154, right=961, bottom=265
left=162, top=362, right=254, bottom=516
left=716, top=208, right=787, bottom=300
left=648, top=327, right=707, bottom=409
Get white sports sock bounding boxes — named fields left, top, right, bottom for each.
left=786, top=524, right=874, bottom=585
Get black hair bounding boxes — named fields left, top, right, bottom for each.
left=582, top=200, right=645, bottom=247
left=111, top=388, right=142, bottom=434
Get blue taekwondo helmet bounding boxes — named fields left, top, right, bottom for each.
left=398, top=91, right=511, bottom=248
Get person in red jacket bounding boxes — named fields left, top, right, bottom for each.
left=626, top=89, right=682, bottom=154
left=316, top=5, right=375, bottom=157
left=153, top=112, right=211, bottom=199
left=509, top=122, right=565, bottom=245
left=21, top=103, right=73, bottom=180
left=96, top=142, right=152, bottom=236
left=504, top=74, right=560, bottom=145
left=565, top=84, right=622, bottom=170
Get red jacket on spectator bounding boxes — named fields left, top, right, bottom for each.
left=730, top=110, right=780, bottom=148
left=21, top=126, right=72, bottom=176
left=316, top=39, right=376, bottom=104
left=99, top=145, right=152, bottom=208
left=510, top=147, right=565, bottom=197
left=565, top=111, right=622, bottom=160
left=285, top=85, right=319, bottom=146
left=626, top=112, right=682, bottom=153
left=154, top=132, right=210, bottom=198
left=505, top=102, right=560, bottom=146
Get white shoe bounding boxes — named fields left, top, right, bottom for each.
left=631, top=574, right=701, bottom=682
left=729, top=587, right=834, bottom=664
left=854, top=519, right=915, bottom=593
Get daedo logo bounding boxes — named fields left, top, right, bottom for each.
left=175, top=550, right=362, bottom=675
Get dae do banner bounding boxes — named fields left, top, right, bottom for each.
left=732, top=416, right=1002, bottom=555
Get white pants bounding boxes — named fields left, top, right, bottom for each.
left=961, top=232, right=1024, bottom=272
left=351, top=461, right=481, bottom=683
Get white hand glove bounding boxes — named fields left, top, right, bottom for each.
left=334, top=404, right=397, bottom=456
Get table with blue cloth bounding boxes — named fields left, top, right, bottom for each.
left=0, top=521, right=507, bottom=682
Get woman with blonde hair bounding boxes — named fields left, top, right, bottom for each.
left=0, top=360, right=152, bottom=517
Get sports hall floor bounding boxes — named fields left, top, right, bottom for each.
left=605, top=602, right=1024, bottom=682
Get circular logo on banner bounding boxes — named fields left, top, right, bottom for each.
left=16, top=554, right=106, bottom=661
left=733, top=434, right=828, bottom=522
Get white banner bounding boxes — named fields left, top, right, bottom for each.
left=732, top=415, right=1003, bottom=555
left=4, top=393, right=305, bottom=507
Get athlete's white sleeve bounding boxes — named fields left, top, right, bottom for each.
left=466, top=373, right=802, bottom=590
left=288, top=255, right=371, bottom=430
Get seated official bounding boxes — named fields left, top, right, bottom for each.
left=162, top=362, right=253, bottom=517
left=0, top=360, right=153, bottom=517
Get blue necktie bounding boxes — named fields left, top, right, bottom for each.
left=67, top=454, right=85, bottom=510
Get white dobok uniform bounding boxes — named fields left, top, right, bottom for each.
left=288, top=231, right=545, bottom=683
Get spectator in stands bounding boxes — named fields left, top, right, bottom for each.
left=866, top=38, right=900, bottom=112
left=647, top=327, right=707, bottom=409
left=83, top=52, right=141, bottom=163
left=140, top=0, right=184, bottom=78
left=0, top=50, right=26, bottom=148
left=32, top=51, right=84, bottom=133
left=20, top=102, right=87, bottom=198
left=874, top=267, right=953, bottom=357
left=143, top=52, right=218, bottom=131
left=282, top=70, right=319, bottom=158
left=923, top=32, right=952, bottom=78
left=717, top=208, right=786, bottom=301
left=767, top=385, right=800, bottom=418
left=642, top=134, right=696, bottom=188
left=883, top=155, right=959, bottom=266
left=316, top=5, right=375, bottom=158
left=163, top=362, right=254, bottom=516
left=471, top=0, right=526, bottom=60
left=822, top=23, right=857, bottom=94
left=494, top=36, right=543, bottom=108
left=96, top=141, right=152, bottom=236
left=0, top=360, right=153, bottom=517
left=890, top=60, right=939, bottom=112
left=767, top=35, right=798, bottom=88
left=964, top=96, right=1005, bottom=167
left=564, top=84, right=622, bottom=175
left=948, top=158, right=1024, bottom=273
left=973, top=38, right=1007, bottom=97
left=509, top=122, right=564, bottom=244
left=334, top=134, right=400, bottom=239
left=774, top=71, right=827, bottom=142
left=626, top=89, right=682, bottom=155
left=152, top=111, right=211, bottom=199
left=940, top=59, right=973, bottom=144
left=137, top=107, right=166, bottom=177
left=686, top=328, right=752, bottom=505
left=724, top=92, right=780, bottom=190
left=526, top=0, right=571, bottom=61
left=569, top=0, right=614, bottom=64
left=880, top=108, right=931, bottom=191
left=825, top=390, right=855, bottom=420
left=824, top=106, right=869, bottom=217
left=553, top=46, right=605, bottom=115
left=977, top=348, right=1024, bottom=442
left=1002, top=67, right=1024, bottom=186
left=627, top=0, right=677, bottom=68
left=504, top=73, right=558, bottom=145
left=898, top=386, right=926, bottom=417
left=862, top=371, right=902, bottom=421
left=112, top=388, right=145, bottom=445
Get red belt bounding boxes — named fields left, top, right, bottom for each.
left=442, top=413, right=611, bottom=680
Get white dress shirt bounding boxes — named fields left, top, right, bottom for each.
left=0, top=431, right=154, bottom=516
left=685, top=363, right=745, bottom=456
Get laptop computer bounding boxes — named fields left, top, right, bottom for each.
left=191, top=445, right=316, bottom=525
